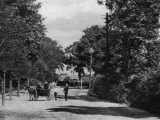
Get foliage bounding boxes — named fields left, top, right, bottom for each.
left=95, top=0, right=160, bottom=112
left=0, top=0, right=64, bottom=84
left=65, top=26, right=107, bottom=78
left=35, top=37, right=64, bottom=82
left=65, top=0, right=160, bottom=113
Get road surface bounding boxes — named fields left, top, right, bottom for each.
left=0, top=88, right=159, bottom=120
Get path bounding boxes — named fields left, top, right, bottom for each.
left=0, top=88, right=159, bottom=120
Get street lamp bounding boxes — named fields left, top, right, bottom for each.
left=89, top=47, right=94, bottom=89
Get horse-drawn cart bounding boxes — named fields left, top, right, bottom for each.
left=27, top=86, right=50, bottom=101
left=36, top=88, right=50, bottom=100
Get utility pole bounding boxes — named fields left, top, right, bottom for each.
left=105, top=12, right=109, bottom=77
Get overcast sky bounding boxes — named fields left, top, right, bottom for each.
left=38, top=0, right=105, bottom=48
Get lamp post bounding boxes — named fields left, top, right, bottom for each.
left=89, top=47, right=94, bottom=89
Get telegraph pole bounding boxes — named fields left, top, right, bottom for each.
left=105, top=12, right=109, bottom=77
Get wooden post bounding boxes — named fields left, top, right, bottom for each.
left=9, top=79, right=12, bottom=100
left=2, top=71, right=6, bottom=106
left=17, top=79, right=20, bottom=97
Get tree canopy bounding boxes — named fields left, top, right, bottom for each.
left=65, top=0, right=160, bottom=110
left=0, top=0, right=64, bottom=83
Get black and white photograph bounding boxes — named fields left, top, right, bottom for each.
left=0, top=0, right=160, bottom=120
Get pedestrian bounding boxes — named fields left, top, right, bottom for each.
left=44, top=81, right=49, bottom=89
left=63, top=83, right=69, bottom=101
left=36, top=83, right=41, bottom=90
left=54, top=83, right=58, bottom=101
left=24, top=85, right=29, bottom=100
left=49, top=81, right=56, bottom=100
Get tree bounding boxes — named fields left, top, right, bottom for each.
left=65, top=0, right=160, bottom=106
left=36, top=37, right=64, bottom=82
left=102, top=0, right=160, bottom=82
left=65, top=41, right=85, bottom=82
left=96, top=0, right=160, bottom=106
left=0, top=0, right=49, bottom=92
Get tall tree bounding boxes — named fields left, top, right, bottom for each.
left=37, top=37, right=64, bottom=82
left=98, top=0, right=160, bottom=81
left=0, top=0, right=45, bottom=81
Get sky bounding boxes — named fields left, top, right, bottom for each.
left=38, top=0, right=105, bottom=48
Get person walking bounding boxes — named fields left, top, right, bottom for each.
left=49, top=81, right=56, bottom=100
left=63, top=83, right=69, bottom=101
left=44, top=81, right=49, bottom=89
left=54, top=83, right=58, bottom=101
left=24, top=85, right=30, bottom=100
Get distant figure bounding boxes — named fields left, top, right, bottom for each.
left=63, top=83, right=69, bottom=101
left=44, top=81, right=49, bottom=89
left=54, top=84, right=58, bottom=101
left=36, top=83, right=41, bottom=90
left=24, top=86, right=30, bottom=100
left=49, top=81, right=56, bottom=100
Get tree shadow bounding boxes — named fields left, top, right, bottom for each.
left=0, top=111, right=5, bottom=119
left=46, top=105, right=155, bottom=119
left=57, top=95, right=107, bottom=102
left=26, top=99, right=47, bottom=101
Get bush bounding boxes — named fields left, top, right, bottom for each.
left=127, top=73, right=160, bottom=114
left=92, top=72, right=160, bottom=114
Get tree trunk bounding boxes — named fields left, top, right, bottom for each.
left=9, top=79, right=12, bottom=100
left=89, top=53, right=93, bottom=89
left=17, top=79, right=20, bottom=97
left=2, top=71, right=6, bottom=105
left=123, top=38, right=131, bottom=82
left=78, top=72, right=82, bottom=89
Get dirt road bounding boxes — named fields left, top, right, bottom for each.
left=0, top=88, right=159, bottom=120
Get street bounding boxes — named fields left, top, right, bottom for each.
left=0, top=88, right=159, bottom=120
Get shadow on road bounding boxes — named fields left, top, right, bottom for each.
left=57, top=95, right=105, bottom=102
left=26, top=99, right=47, bottom=101
left=46, top=105, right=154, bottom=119
left=0, top=111, right=5, bottom=119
